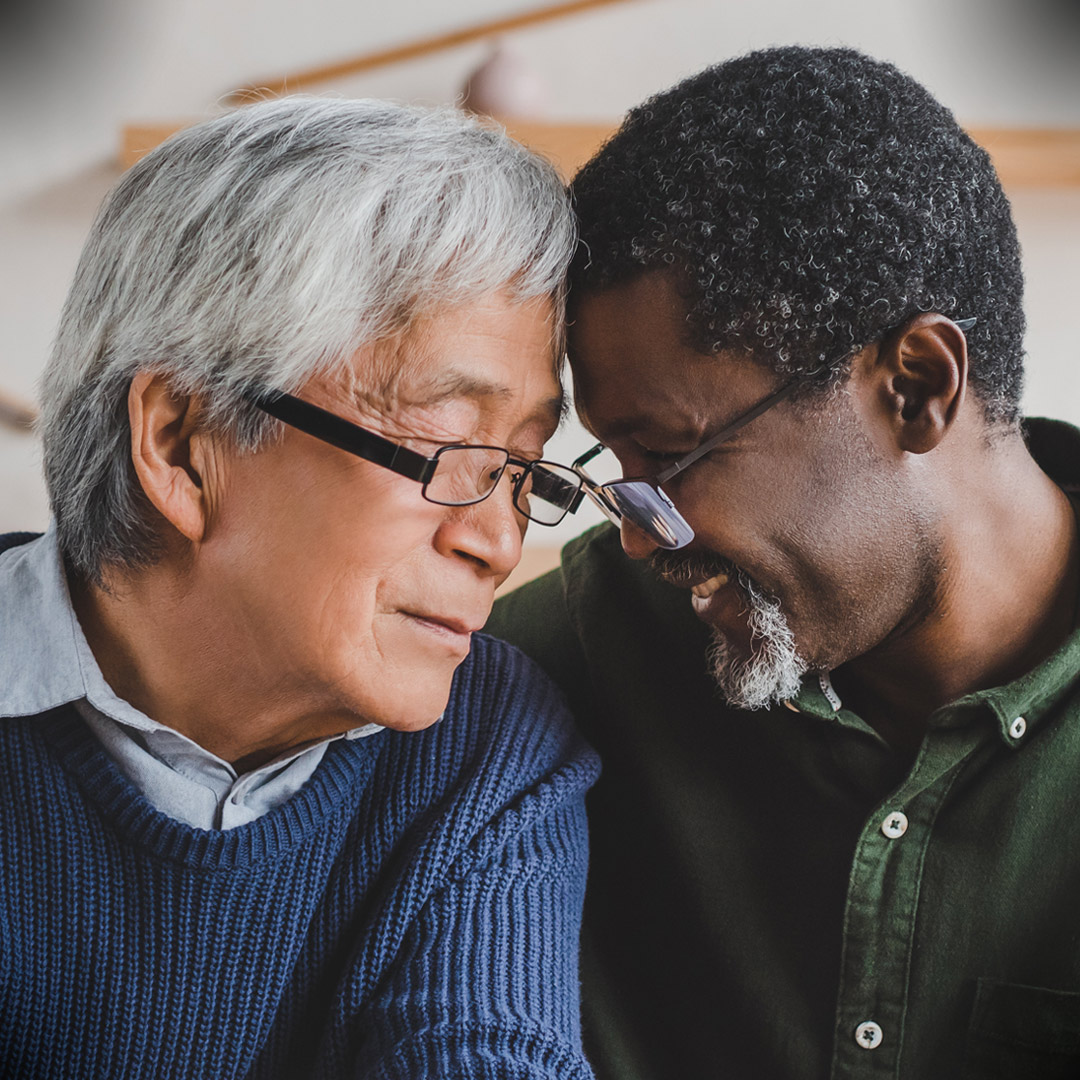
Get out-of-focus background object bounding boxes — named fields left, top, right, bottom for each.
left=3, top=0, right=1079, bottom=592
left=0, top=389, right=36, bottom=431
left=461, top=41, right=551, bottom=119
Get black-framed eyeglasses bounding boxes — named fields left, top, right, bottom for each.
left=245, top=389, right=587, bottom=527
left=563, top=316, right=977, bottom=550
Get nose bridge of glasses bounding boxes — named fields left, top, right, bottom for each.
left=504, top=459, right=585, bottom=526
left=575, top=478, right=622, bottom=527
left=571, top=453, right=624, bottom=522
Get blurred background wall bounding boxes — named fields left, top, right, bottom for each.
left=2, top=0, right=1078, bottom=573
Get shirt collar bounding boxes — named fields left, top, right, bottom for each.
left=0, top=525, right=98, bottom=719
left=0, top=527, right=198, bottom=732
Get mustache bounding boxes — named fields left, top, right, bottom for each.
left=649, top=548, right=742, bottom=589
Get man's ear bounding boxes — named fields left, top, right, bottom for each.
left=874, top=313, right=969, bottom=454
left=128, top=372, right=211, bottom=544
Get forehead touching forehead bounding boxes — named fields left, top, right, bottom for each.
left=570, top=271, right=771, bottom=443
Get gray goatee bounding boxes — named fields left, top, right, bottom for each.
left=707, top=574, right=807, bottom=710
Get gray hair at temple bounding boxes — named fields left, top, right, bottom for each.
left=39, top=96, right=577, bottom=584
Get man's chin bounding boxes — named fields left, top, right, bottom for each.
left=706, top=626, right=808, bottom=711
left=361, top=683, right=454, bottom=733
left=331, top=659, right=457, bottom=735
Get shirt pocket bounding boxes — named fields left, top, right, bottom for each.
left=963, top=977, right=1080, bottom=1079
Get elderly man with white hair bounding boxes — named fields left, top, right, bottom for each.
left=0, top=98, right=597, bottom=1079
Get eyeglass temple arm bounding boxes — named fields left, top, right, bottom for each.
left=654, top=377, right=806, bottom=483
left=245, top=390, right=438, bottom=484
left=652, top=317, right=975, bottom=484
left=571, top=317, right=976, bottom=491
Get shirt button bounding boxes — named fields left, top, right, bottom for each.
left=855, top=1021, right=883, bottom=1049
left=1009, top=716, right=1027, bottom=739
left=881, top=811, right=909, bottom=839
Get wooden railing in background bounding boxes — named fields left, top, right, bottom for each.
left=117, top=0, right=1080, bottom=185
left=226, top=0, right=639, bottom=103
left=967, top=128, right=1080, bottom=188
left=122, top=120, right=1080, bottom=188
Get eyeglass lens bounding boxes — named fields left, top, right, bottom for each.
left=601, top=480, right=695, bottom=549
left=514, top=461, right=582, bottom=525
left=425, top=446, right=510, bottom=506
left=424, top=448, right=583, bottom=526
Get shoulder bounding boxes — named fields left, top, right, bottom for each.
left=484, top=527, right=620, bottom=707
left=451, top=629, right=567, bottom=708
left=0, top=531, right=45, bottom=570
left=364, top=634, right=599, bottom=890
left=440, top=632, right=597, bottom=789
left=369, top=631, right=598, bottom=824
left=489, top=523, right=687, bottom=641
left=485, top=526, right=702, bottom=709
left=0, top=533, right=44, bottom=554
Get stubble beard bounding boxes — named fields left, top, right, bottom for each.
left=706, top=570, right=808, bottom=710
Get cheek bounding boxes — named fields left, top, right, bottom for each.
left=679, top=443, right=903, bottom=586
left=769, top=457, right=932, bottom=650
left=213, top=449, right=444, bottom=636
left=203, top=446, right=474, bottom=729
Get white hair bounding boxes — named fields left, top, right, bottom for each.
left=707, top=575, right=808, bottom=710
left=39, top=96, right=577, bottom=582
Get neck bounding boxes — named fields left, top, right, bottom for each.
left=69, top=557, right=351, bottom=769
left=834, top=434, right=1079, bottom=754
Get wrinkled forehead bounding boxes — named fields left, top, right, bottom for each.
left=336, top=293, right=565, bottom=429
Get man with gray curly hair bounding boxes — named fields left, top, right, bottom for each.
left=0, top=97, right=599, bottom=1078
left=491, top=46, right=1080, bottom=1078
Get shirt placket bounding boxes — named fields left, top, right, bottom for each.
left=829, top=723, right=987, bottom=1079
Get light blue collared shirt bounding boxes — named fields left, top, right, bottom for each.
left=0, top=527, right=382, bottom=830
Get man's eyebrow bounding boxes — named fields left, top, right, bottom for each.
left=511, top=390, right=566, bottom=436
left=381, top=369, right=565, bottom=430
left=407, top=371, right=515, bottom=405
left=532, top=392, right=567, bottom=431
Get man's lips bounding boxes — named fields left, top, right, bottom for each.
left=651, top=548, right=739, bottom=592
left=402, top=612, right=482, bottom=637
left=648, top=550, right=752, bottom=626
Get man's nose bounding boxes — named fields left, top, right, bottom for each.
left=436, top=476, right=524, bottom=579
left=619, top=516, right=660, bottom=560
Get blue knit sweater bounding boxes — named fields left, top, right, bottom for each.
left=0, top=619, right=599, bottom=1078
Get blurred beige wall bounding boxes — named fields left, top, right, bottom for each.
left=2, top=0, right=1078, bottom=548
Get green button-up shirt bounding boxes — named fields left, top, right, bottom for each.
left=488, top=417, right=1080, bottom=1080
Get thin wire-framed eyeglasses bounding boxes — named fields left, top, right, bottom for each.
left=244, top=389, right=587, bottom=527
left=564, top=316, right=978, bottom=550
